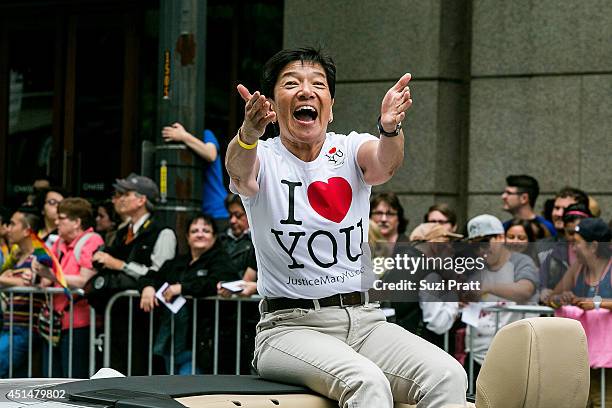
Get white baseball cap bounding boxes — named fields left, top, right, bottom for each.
left=467, top=214, right=505, bottom=240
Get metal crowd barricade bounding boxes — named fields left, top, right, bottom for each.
left=1, top=286, right=605, bottom=406
left=0, top=286, right=96, bottom=378
left=208, top=295, right=261, bottom=375
left=102, top=290, right=261, bottom=376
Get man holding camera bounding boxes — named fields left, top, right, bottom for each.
left=92, top=173, right=176, bottom=375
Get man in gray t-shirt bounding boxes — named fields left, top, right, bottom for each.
left=465, top=215, right=539, bottom=364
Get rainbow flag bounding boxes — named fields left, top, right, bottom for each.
left=30, top=232, right=69, bottom=296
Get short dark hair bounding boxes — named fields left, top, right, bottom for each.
left=224, top=193, right=244, bottom=211
left=555, top=186, right=589, bottom=206
left=424, top=203, right=457, bottom=227
left=34, top=186, right=68, bottom=214
left=14, top=207, right=42, bottom=232
left=506, top=175, right=539, bottom=208
left=96, top=199, right=121, bottom=226
left=370, top=192, right=408, bottom=235
left=58, top=197, right=95, bottom=230
left=185, top=213, right=218, bottom=237
left=261, top=47, right=337, bottom=100
left=505, top=218, right=537, bottom=242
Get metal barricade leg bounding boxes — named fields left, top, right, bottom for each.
left=68, top=297, right=74, bottom=378
left=191, top=299, right=197, bottom=375
left=103, top=291, right=142, bottom=374
left=47, top=294, right=55, bottom=378
left=235, top=299, right=242, bottom=375
left=127, top=299, right=133, bottom=376
left=494, top=310, right=500, bottom=334
left=9, top=293, right=13, bottom=378
left=468, top=327, right=474, bottom=395
left=214, top=299, right=219, bottom=375
left=28, top=293, right=33, bottom=378
left=602, top=367, right=606, bottom=408
left=89, top=307, right=96, bottom=378
left=148, top=308, right=154, bottom=376
left=443, top=330, right=449, bottom=353
left=170, top=313, right=175, bottom=375
left=103, top=301, right=112, bottom=368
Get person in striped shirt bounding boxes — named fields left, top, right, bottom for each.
left=0, top=209, right=44, bottom=377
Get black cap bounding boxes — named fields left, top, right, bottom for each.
left=575, top=218, right=611, bottom=242
left=113, top=173, right=159, bottom=203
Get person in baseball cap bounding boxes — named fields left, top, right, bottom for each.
left=574, top=217, right=611, bottom=243
left=93, top=173, right=176, bottom=375
left=113, top=173, right=159, bottom=210
left=409, top=222, right=463, bottom=243
left=467, top=214, right=505, bottom=241
left=465, top=213, right=539, bottom=374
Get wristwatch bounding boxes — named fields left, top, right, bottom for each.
left=593, top=295, right=602, bottom=310
left=377, top=116, right=402, bottom=137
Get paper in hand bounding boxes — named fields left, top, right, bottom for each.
left=221, top=280, right=246, bottom=293
left=461, top=303, right=483, bottom=328
left=155, top=282, right=186, bottom=314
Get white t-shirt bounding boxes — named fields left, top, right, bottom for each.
left=232, top=132, right=378, bottom=299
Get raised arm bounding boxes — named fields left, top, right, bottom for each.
left=161, top=122, right=218, bottom=162
left=358, top=73, right=412, bottom=185
left=225, top=84, right=276, bottom=197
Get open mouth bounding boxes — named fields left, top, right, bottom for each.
left=293, top=106, right=318, bottom=123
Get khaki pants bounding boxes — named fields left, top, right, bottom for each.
left=253, top=302, right=467, bottom=408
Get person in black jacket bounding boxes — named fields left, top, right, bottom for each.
left=91, top=173, right=176, bottom=375
left=138, top=213, right=237, bottom=374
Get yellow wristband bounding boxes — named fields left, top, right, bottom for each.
left=237, top=129, right=258, bottom=150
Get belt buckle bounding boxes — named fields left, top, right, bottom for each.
left=339, top=293, right=346, bottom=308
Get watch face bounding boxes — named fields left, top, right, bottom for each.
left=593, top=295, right=602, bottom=303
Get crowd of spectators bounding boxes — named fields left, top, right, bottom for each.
left=0, top=172, right=610, bottom=405
left=368, top=176, right=611, bottom=407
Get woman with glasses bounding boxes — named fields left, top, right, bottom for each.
left=33, top=198, right=104, bottom=378
left=34, top=187, right=66, bottom=248
left=369, top=192, right=408, bottom=244
left=138, top=214, right=237, bottom=374
left=424, top=203, right=458, bottom=234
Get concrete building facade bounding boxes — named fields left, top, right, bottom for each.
left=284, top=0, right=612, bottom=229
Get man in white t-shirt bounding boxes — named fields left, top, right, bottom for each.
left=225, top=47, right=467, bottom=407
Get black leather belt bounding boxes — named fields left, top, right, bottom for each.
left=263, top=291, right=367, bottom=313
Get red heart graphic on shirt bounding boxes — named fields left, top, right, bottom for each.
left=307, top=177, right=352, bottom=223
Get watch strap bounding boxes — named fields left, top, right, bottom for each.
left=377, top=116, right=402, bottom=137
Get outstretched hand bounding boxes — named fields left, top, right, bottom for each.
left=380, top=73, right=412, bottom=132
left=237, top=84, right=276, bottom=142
